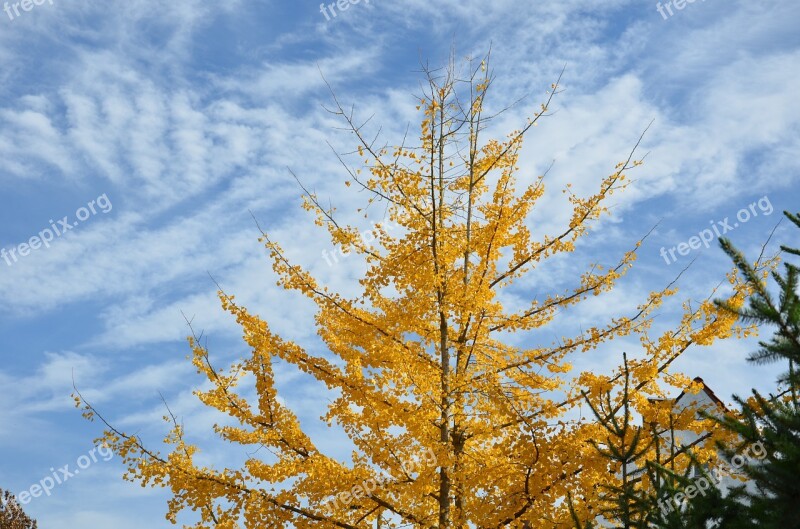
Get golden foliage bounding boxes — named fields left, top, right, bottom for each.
left=76, top=56, right=754, bottom=529
left=0, top=489, right=37, bottom=529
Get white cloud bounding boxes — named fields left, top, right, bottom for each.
left=0, top=1, right=798, bottom=527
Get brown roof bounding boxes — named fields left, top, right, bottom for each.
left=645, top=377, right=728, bottom=412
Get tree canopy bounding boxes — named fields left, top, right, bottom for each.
left=77, top=55, right=754, bottom=529
left=0, top=489, right=37, bottom=529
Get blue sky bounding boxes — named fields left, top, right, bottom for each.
left=0, top=1, right=798, bottom=527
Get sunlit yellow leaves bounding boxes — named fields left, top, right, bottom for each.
left=73, top=56, right=757, bottom=529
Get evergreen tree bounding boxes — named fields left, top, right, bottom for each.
left=691, top=210, right=800, bottom=529
left=569, top=355, right=730, bottom=529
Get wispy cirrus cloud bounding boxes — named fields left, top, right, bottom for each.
left=0, top=1, right=798, bottom=528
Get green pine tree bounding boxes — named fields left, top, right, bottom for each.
left=690, top=209, right=800, bottom=529
left=569, top=355, right=723, bottom=529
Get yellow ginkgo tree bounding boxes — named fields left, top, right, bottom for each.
left=77, top=55, right=754, bottom=529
